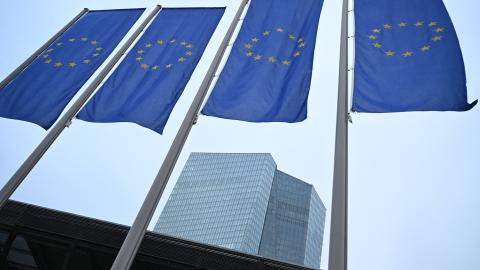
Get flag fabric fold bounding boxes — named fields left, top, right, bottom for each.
left=352, top=0, right=477, bottom=113
left=0, top=9, right=144, bottom=129
left=77, top=8, right=225, bottom=134
left=202, top=0, right=324, bottom=123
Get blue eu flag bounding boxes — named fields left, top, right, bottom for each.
left=353, top=0, right=477, bottom=112
left=77, top=8, right=225, bottom=134
left=0, top=9, right=144, bottom=129
left=202, top=0, right=324, bottom=123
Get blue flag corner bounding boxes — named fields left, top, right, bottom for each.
left=352, top=0, right=476, bottom=113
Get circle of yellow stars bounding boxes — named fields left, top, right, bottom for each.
left=135, top=39, right=194, bottom=71
left=42, top=37, right=103, bottom=69
left=243, top=27, right=305, bottom=66
left=368, top=21, right=446, bottom=59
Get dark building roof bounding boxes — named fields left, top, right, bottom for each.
left=0, top=200, right=315, bottom=270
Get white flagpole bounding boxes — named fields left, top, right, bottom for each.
left=0, top=6, right=162, bottom=209
left=110, top=1, right=249, bottom=269
left=328, top=0, right=349, bottom=269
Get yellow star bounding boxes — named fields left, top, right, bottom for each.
left=157, top=40, right=165, bottom=45
left=385, top=51, right=395, bottom=56
left=282, top=60, right=290, bottom=65
left=141, top=63, right=149, bottom=69
left=81, top=37, right=88, bottom=41
left=268, top=57, right=277, bottom=63
left=253, top=55, right=262, bottom=60
left=54, top=62, right=63, bottom=67
left=136, top=56, right=143, bottom=61
left=56, top=42, right=63, bottom=46
left=415, top=21, right=424, bottom=27
left=245, top=43, right=252, bottom=49
left=68, top=38, right=76, bottom=42
left=435, top=27, right=445, bottom=33
left=432, top=36, right=442, bottom=41
left=298, top=42, right=305, bottom=48
left=428, top=21, right=437, bottom=27
left=165, top=64, right=173, bottom=68
left=178, top=57, right=186, bottom=62
left=181, top=41, right=187, bottom=46
left=372, top=29, right=381, bottom=33
left=96, top=47, right=103, bottom=51
left=185, top=51, right=193, bottom=56
left=298, top=38, right=304, bottom=43
left=276, top=27, right=284, bottom=32
left=137, top=50, right=145, bottom=54
left=82, top=59, right=91, bottom=64
left=368, top=35, right=376, bottom=40
left=246, top=51, right=253, bottom=57
left=420, top=45, right=430, bottom=52
left=402, top=51, right=413, bottom=57
left=170, top=39, right=176, bottom=43
left=91, top=40, right=97, bottom=45
left=44, top=59, right=52, bottom=64
left=383, top=24, right=392, bottom=29
left=251, top=38, right=259, bottom=43
left=43, top=54, right=49, bottom=58
left=186, top=44, right=193, bottom=49
left=262, top=31, right=270, bottom=36
left=145, top=43, right=152, bottom=48
left=373, top=43, right=382, bottom=48
left=92, top=53, right=100, bottom=57
left=68, top=62, right=77, bottom=67
left=152, top=65, right=159, bottom=70
left=398, top=22, right=407, bottom=27
left=289, top=34, right=295, bottom=40
left=294, top=51, right=301, bottom=57
left=46, top=49, right=54, bottom=52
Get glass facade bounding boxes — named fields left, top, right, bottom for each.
left=154, top=153, right=276, bottom=253
left=154, top=153, right=325, bottom=268
left=304, top=189, right=326, bottom=268
left=259, top=171, right=309, bottom=264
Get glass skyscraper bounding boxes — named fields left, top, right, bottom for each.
left=154, top=153, right=326, bottom=269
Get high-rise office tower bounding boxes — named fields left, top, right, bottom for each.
left=154, top=153, right=326, bottom=269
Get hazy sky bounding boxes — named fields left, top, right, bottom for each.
left=0, top=1, right=479, bottom=269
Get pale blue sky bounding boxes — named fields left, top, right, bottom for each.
left=0, top=1, right=478, bottom=269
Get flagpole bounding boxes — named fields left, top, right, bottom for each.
left=328, top=0, right=349, bottom=268
left=0, top=6, right=162, bottom=209
left=0, top=9, right=89, bottom=90
left=110, top=1, right=249, bottom=269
